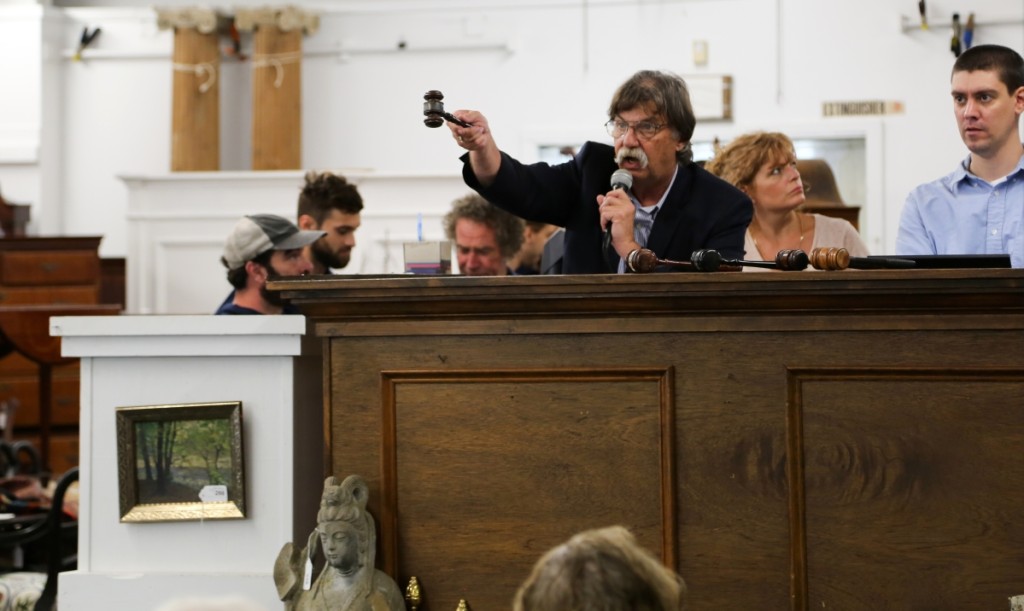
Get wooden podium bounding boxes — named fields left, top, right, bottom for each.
left=280, top=270, right=1024, bottom=611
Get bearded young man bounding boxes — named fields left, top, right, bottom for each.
left=297, top=171, right=364, bottom=274
left=216, top=214, right=323, bottom=315
left=449, top=70, right=751, bottom=273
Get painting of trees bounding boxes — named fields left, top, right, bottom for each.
left=117, top=402, right=245, bottom=522
left=135, top=417, right=233, bottom=504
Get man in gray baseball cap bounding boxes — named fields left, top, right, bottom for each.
left=216, top=214, right=325, bottom=315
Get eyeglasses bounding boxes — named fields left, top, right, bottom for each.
left=605, top=119, right=667, bottom=140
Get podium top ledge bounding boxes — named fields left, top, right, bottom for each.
left=50, top=314, right=307, bottom=338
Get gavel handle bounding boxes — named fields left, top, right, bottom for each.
left=809, top=247, right=916, bottom=270
left=655, top=257, right=696, bottom=269
left=723, top=259, right=778, bottom=269
left=443, top=112, right=471, bottom=128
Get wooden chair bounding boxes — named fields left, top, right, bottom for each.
left=796, top=158, right=862, bottom=230
left=0, top=466, right=78, bottom=611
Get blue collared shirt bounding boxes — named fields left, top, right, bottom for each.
left=896, top=151, right=1024, bottom=268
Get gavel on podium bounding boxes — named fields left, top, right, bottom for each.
left=626, top=248, right=809, bottom=273
left=629, top=247, right=916, bottom=273
left=808, top=247, right=916, bottom=270
left=423, top=90, right=471, bottom=128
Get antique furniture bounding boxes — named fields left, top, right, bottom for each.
left=280, top=270, right=1024, bottom=610
left=0, top=237, right=110, bottom=474
left=0, top=466, right=79, bottom=611
left=796, top=158, right=862, bottom=230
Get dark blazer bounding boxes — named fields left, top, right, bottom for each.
left=463, top=141, right=752, bottom=274
left=540, top=228, right=565, bottom=275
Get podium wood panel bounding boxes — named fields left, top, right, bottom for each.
left=792, top=370, right=1024, bottom=609
left=281, top=270, right=1024, bottom=611
left=377, top=368, right=676, bottom=606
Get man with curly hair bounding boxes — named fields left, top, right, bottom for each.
left=297, top=171, right=364, bottom=274
left=443, top=193, right=525, bottom=276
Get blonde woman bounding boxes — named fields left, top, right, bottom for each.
left=706, top=132, right=868, bottom=269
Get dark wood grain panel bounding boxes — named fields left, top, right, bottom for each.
left=375, top=369, right=675, bottom=610
left=0, top=286, right=99, bottom=306
left=0, top=250, right=100, bottom=286
left=789, top=369, right=1024, bottom=610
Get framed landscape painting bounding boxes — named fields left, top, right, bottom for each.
left=115, top=401, right=246, bottom=523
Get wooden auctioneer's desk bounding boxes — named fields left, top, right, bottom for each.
left=276, top=269, right=1024, bottom=611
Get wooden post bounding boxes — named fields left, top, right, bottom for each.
left=157, top=9, right=221, bottom=172
left=236, top=8, right=319, bottom=170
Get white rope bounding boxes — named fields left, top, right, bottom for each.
left=250, top=51, right=303, bottom=88
left=172, top=61, right=217, bottom=93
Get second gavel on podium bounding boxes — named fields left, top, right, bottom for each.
left=626, top=247, right=915, bottom=273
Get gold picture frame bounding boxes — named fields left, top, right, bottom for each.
left=116, top=401, right=246, bottom=523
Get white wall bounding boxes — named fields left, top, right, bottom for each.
left=0, top=4, right=44, bottom=223
left=0, top=0, right=1022, bottom=258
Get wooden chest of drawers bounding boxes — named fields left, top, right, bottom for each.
left=0, top=237, right=104, bottom=476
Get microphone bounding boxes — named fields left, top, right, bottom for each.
left=602, top=169, right=634, bottom=272
left=604, top=169, right=633, bottom=233
left=809, top=247, right=916, bottom=270
left=610, top=169, right=633, bottom=192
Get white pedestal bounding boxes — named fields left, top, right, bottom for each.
left=50, top=315, right=324, bottom=611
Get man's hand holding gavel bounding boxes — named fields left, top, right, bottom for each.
left=446, top=109, right=502, bottom=189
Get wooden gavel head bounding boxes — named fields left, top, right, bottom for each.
left=423, top=90, right=446, bottom=128
left=775, top=249, right=809, bottom=271
left=629, top=248, right=659, bottom=273
left=628, top=248, right=714, bottom=272
left=809, top=247, right=850, bottom=271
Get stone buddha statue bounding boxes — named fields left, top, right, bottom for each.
left=275, top=474, right=404, bottom=611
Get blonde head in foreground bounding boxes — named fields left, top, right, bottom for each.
left=513, top=525, right=686, bottom=611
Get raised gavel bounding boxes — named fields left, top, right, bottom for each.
left=423, top=90, right=471, bottom=128
left=626, top=248, right=809, bottom=273
left=808, top=247, right=916, bottom=270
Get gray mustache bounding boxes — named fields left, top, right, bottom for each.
left=615, top=147, right=649, bottom=168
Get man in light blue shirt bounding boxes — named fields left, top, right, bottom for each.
left=897, top=45, right=1024, bottom=268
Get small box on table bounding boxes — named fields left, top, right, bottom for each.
left=403, top=241, right=452, bottom=275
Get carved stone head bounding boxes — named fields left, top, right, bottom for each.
left=316, top=474, right=376, bottom=572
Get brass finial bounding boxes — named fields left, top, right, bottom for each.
left=455, top=599, right=469, bottom=611
left=405, top=576, right=422, bottom=610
